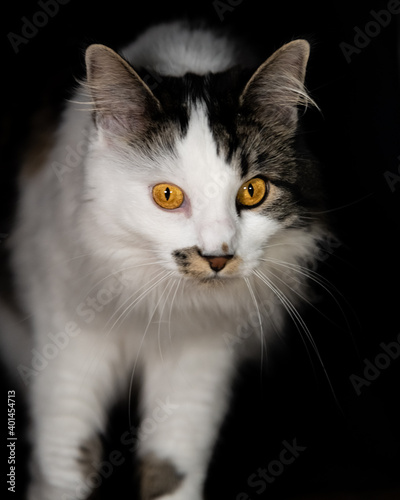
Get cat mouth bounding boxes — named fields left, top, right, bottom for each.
left=172, top=246, right=241, bottom=281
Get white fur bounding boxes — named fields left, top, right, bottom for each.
left=1, top=23, right=324, bottom=500
left=122, top=21, right=241, bottom=76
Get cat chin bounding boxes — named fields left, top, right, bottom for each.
left=183, top=274, right=241, bottom=288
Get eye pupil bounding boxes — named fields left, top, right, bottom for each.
left=236, top=177, right=268, bottom=208
left=153, top=183, right=184, bottom=210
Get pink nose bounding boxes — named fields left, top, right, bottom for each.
left=203, top=255, right=233, bottom=272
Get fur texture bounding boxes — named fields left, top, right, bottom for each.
left=1, top=21, right=328, bottom=500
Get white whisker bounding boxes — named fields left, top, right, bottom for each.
left=261, top=256, right=355, bottom=336
left=106, top=270, right=174, bottom=333
left=243, top=277, right=265, bottom=368
left=254, top=269, right=315, bottom=354
left=80, top=270, right=174, bottom=390
left=168, top=278, right=182, bottom=345
left=261, top=259, right=342, bottom=330
left=128, top=272, right=175, bottom=428
left=156, top=278, right=177, bottom=363
left=72, top=259, right=169, bottom=313
left=253, top=268, right=342, bottom=411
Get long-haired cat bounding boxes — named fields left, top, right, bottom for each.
left=0, top=20, right=328, bottom=500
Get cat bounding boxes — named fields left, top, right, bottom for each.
left=0, top=20, right=329, bottom=500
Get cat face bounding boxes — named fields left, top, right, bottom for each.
left=141, top=106, right=281, bottom=281
left=83, top=41, right=326, bottom=286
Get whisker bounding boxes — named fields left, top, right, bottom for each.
left=253, top=269, right=342, bottom=412
left=302, top=193, right=374, bottom=215
left=243, top=277, right=265, bottom=369
left=80, top=270, right=174, bottom=390
left=260, top=256, right=356, bottom=336
left=254, top=269, right=316, bottom=356
left=72, top=259, right=169, bottom=313
left=106, top=270, right=174, bottom=333
left=128, top=272, right=175, bottom=428
left=156, top=278, right=177, bottom=363
left=76, top=257, right=166, bottom=283
left=265, top=264, right=344, bottom=331
left=168, top=278, right=182, bottom=345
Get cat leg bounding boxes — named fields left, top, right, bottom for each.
left=137, top=341, right=235, bottom=500
left=27, top=330, right=124, bottom=500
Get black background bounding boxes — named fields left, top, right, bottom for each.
left=1, top=1, right=400, bottom=499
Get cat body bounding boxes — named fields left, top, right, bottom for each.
left=1, top=21, right=326, bottom=500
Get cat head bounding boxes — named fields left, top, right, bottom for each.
left=82, top=38, right=327, bottom=287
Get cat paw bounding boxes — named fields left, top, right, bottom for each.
left=140, top=454, right=184, bottom=500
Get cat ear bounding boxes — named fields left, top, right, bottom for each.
left=85, top=44, right=161, bottom=136
left=240, top=40, right=313, bottom=130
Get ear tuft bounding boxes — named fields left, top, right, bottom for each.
left=240, top=40, right=316, bottom=130
left=84, top=44, right=161, bottom=136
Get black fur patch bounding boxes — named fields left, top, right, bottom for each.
left=132, top=65, right=325, bottom=228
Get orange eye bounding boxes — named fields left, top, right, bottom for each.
left=152, top=183, right=184, bottom=210
left=236, top=177, right=268, bottom=208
